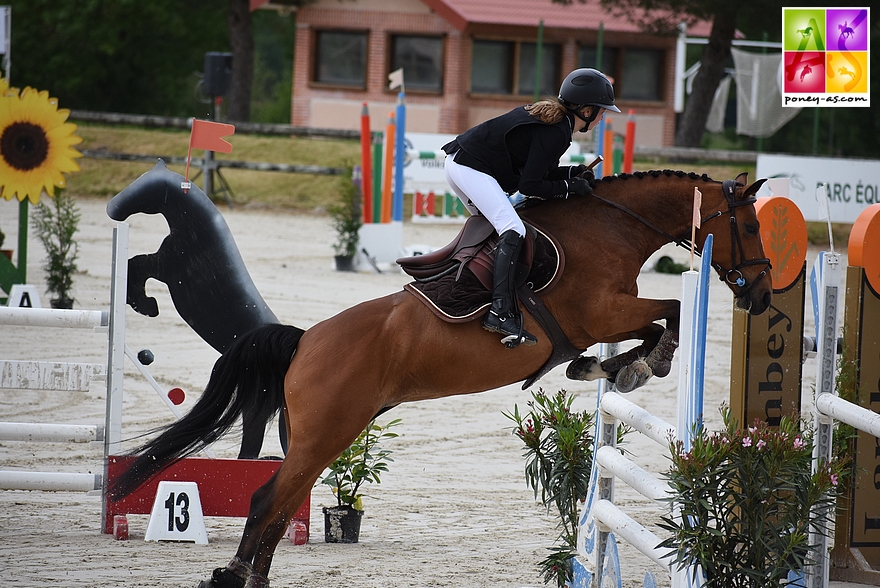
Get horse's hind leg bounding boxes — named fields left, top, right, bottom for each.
left=198, top=469, right=318, bottom=588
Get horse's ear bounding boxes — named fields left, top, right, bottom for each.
left=743, top=178, right=767, bottom=199
left=735, top=172, right=749, bottom=186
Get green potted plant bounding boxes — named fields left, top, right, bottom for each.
left=320, top=417, right=400, bottom=543
left=30, top=188, right=80, bottom=308
left=505, top=389, right=607, bottom=588
left=658, top=408, right=845, bottom=587
left=328, top=167, right=362, bottom=272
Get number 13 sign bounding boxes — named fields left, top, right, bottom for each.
left=145, top=481, right=208, bottom=544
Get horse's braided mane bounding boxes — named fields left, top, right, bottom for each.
left=596, top=169, right=715, bottom=183
left=517, top=169, right=718, bottom=211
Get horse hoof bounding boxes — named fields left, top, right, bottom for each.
left=566, top=356, right=606, bottom=381
left=648, top=359, right=672, bottom=378
left=615, top=360, right=652, bottom=392
left=197, top=564, right=248, bottom=588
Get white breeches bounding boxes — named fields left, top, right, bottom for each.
left=444, top=154, right=525, bottom=237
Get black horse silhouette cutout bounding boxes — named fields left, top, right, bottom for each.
left=839, top=22, right=855, bottom=39
left=107, top=159, right=295, bottom=459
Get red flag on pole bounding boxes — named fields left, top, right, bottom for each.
left=190, top=119, right=235, bottom=153
left=184, top=119, right=235, bottom=190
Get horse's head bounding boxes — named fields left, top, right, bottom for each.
left=699, top=172, right=772, bottom=315
left=107, top=159, right=208, bottom=222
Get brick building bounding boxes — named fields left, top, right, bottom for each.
left=284, top=0, right=712, bottom=147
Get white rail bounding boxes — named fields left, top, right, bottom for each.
left=0, top=422, right=104, bottom=443
left=591, top=500, right=670, bottom=568
left=595, top=445, right=669, bottom=502
left=0, top=307, right=108, bottom=329
left=600, top=392, right=676, bottom=447
left=0, top=471, right=102, bottom=492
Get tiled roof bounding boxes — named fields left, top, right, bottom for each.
left=421, top=0, right=713, bottom=36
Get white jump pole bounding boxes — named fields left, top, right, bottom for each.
left=600, top=392, right=676, bottom=447
left=0, top=471, right=102, bottom=492
left=815, top=394, right=880, bottom=439
left=0, top=307, right=108, bottom=329
left=0, top=422, right=103, bottom=443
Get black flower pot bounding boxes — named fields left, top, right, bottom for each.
left=334, top=255, right=355, bottom=272
left=50, top=298, right=74, bottom=309
left=323, top=505, right=363, bottom=543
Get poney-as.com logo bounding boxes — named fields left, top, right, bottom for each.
left=782, top=7, right=870, bottom=107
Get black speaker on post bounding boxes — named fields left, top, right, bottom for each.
left=204, top=52, right=233, bottom=97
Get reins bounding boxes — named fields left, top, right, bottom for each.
left=589, top=177, right=771, bottom=295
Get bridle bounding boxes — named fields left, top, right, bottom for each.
left=589, top=178, right=771, bottom=296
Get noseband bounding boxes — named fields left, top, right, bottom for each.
left=588, top=178, right=771, bottom=296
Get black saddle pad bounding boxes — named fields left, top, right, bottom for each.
left=404, top=224, right=562, bottom=323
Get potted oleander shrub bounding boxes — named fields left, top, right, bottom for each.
left=320, top=417, right=400, bottom=543
left=31, top=187, right=80, bottom=308
left=505, top=389, right=602, bottom=588
left=329, top=167, right=362, bottom=272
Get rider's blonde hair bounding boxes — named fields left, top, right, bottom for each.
left=528, top=100, right=600, bottom=126
left=525, top=99, right=568, bottom=124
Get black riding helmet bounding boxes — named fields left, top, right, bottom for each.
left=558, top=68, right=621, bottom=131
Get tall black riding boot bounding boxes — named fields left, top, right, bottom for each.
left=482, top=230, right=538, bottom=348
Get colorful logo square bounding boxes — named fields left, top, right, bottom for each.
left=783, top=8, right=826, bottom=51
left=783, top=51, right=825, bottom=93
left=826, top=51, right=869, bottom=93
left=827, top=9, right=869, bottom=51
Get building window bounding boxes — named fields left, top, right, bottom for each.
left=314, top=30, right=367, bottom=87
left=621, top=49, right=663, bottom=101
left=577, top=47, right=619, bottom=79
left=518, top=42, right=561, bottom=97
left=390, top=35, right=444, bottom=93
left=471, top=39, right=560, bottom=97
left=577, top=46, right=663, bottom=102
left=471, top=40, right=514, bottom=94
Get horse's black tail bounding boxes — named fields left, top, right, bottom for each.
left=109, top=323, right=304, bottom=501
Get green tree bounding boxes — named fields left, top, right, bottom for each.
left=4, top=0, right=310, bottom=122
left=5, top=0, right=229, bottom=116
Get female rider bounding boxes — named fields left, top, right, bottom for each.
left=442, top=67, right=619, bottom=348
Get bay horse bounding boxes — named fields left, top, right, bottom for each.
left=110, top=170, right=772, bottom=588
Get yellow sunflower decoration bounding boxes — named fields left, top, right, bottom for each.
left=0, top=78, right=82, bottom=204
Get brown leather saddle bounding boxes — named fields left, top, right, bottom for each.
left=396, top=215, right=584, bottom=388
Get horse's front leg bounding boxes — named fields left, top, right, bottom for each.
left=567, top=297, right=680, bottom=392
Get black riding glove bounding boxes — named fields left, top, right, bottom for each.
left=568, top=178, right=593, bottom=198
left=579, top=167, right=596, bottom=187
left=570, top=165, right=596, bottom=187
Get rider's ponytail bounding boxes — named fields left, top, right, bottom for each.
left=525, top=100, right=567, bottom=124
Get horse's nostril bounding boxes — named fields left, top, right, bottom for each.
left=763, top=291, right=772, bottom=311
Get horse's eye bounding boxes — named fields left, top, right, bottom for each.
left=745, top=223, right=759, bottom=235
